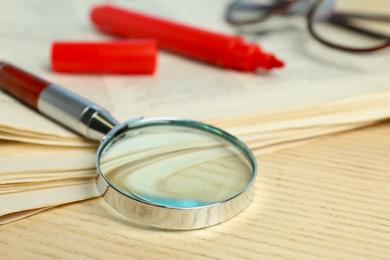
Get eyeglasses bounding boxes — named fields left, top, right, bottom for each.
left=225, top=0, right=390, bottom=53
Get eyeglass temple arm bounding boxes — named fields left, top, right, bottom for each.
left=328, top=14, right=390, bottom=40
left=333, top=12, right=390, bottom=22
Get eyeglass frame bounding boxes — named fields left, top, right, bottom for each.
left=225, top=0, right=390, bottom=53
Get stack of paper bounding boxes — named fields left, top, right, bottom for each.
left=1, top=89, right=390, bottom=224
left=209, top=90, right=390, bottom=156
left=0, top=142, right=99, bottom=224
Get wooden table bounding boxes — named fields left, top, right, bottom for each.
left=1, top=122, right=390, bottom=259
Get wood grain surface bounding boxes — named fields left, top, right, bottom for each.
left=1, top=122, right=390, bottom=259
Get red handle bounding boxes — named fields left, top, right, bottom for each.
left=0, top=61, right=49, bottom=109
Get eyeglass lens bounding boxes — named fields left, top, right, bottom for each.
left=226, top=0, right=390, bottom=52
left=310, top=0, right=390, bottom=51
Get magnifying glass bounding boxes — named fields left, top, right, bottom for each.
left=0, top=61, right=257, bottom=229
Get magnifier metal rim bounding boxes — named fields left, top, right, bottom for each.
left=95, top=117, right=257, bottom=229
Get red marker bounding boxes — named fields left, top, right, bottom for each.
left=91, top=5, right=284, bottom=72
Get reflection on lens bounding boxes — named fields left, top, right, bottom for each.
left=227, top=0, right=278, bottom=24
left=311, top=0, right=390, bottom=50
left=99, top=123, right=254, bottom=208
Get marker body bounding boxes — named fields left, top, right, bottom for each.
left=0, top=61, right=118, bottom=140
left=91, top=5, right=284, bottom=72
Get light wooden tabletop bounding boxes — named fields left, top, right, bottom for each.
left=1, top=122, right=390, bottom=259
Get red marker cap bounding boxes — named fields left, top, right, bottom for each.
left=51, top=40, right=157, bottom=74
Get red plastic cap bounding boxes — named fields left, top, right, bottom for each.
left=51, top=40, right=157, bottom=74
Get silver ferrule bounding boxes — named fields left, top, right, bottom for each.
left=37, top=84, right=119, bottom=141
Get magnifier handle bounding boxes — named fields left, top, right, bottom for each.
left=0, top=61, right=119, bottom=140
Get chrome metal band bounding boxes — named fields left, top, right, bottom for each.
left=37, top=84, right=118, bottom=140
left=96, top=173, right=255, bottom=229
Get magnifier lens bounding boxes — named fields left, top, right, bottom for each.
left=99, top=123, right=254, bottom=208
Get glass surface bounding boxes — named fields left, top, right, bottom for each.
left=99, top=124, right=254, bottom=208
left=226, top=0, right=311, bottom=25
left=227, top=0, right=275, bottom=24
left=311, top=0, right=390, bottom=49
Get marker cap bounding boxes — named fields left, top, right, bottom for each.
left=51, top=40, right=157, bottom=74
